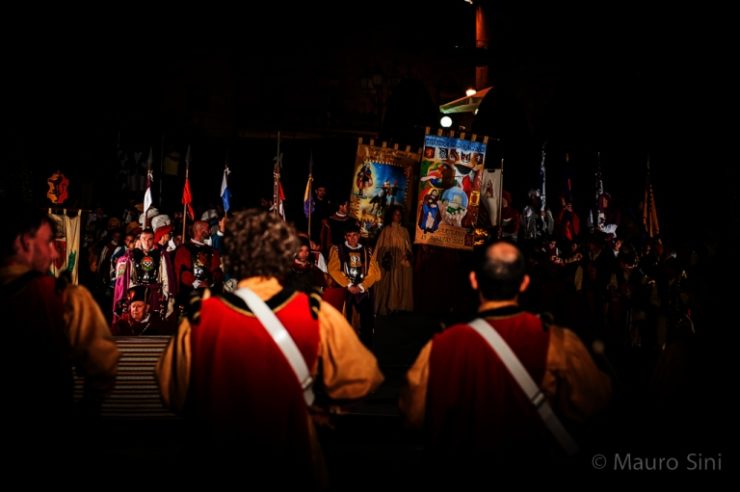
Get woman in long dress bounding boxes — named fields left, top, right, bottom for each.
left=374, top=205, right=413, bottom=315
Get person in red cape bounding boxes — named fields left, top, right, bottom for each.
left=400, top=240, right=611, bottom=479
left=157, top=209, right=383, bottom=485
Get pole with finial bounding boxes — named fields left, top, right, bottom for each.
left=307, top=151, right=313, bottom=239
left=273, top=131, right=282, bottom=218
left=182, top=145, right=191, bottom=241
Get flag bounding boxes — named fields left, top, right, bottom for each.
left=277, top=181, right=286, bottom=221
left=143, top=169, right=153, bottom=214
left=642, top=159, right=660, bottom=238
left=143, top=147, right=154, bottom=213
left=303, top=154, right=314, bottom=218
left=48, top=209, right=81, bottom=284
left=221, top=166, right=231, bottom=213
left=182, top=177, right=195, bottom=220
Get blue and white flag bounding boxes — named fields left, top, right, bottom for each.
left=221, top=166, right=231, bottom=213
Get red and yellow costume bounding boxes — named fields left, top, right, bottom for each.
left=401, top=305, right=611, bottom=469
left=157, top=277, right=383, bottom=483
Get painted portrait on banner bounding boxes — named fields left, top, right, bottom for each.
left=349, top=142, right=419, bottom=239
left=414, top=134, right=487, bottom=250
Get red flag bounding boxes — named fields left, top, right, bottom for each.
left=182, top=178, right=195, bottom=220
left=277, top=181, right=286, bottom=220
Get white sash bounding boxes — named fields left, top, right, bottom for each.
left=234, top=287, right=314, bottom=406
left=469, top=318, right=579, bottom=455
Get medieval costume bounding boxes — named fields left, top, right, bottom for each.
left=373, top=222, right=413, bottom=315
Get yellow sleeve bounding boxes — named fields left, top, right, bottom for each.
left=156, top=317, right=192, bottom=413
left=361, top=250, right=381, bottom=289
left=542, top=326, right=612, bottom=423
left=399, top=341, right=432, bottom=429
left=63, top=285, right=120, bottom=398
left=327, top=246, right=349, bottom=288
left=317, top=300, right=383, bottom=399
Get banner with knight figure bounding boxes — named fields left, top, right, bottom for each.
left=414, top=133, right=487, bottom=250
left=349, top=140, right=420, bottom=239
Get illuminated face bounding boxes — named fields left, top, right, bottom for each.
left=129, top=300, right=148, bottom=321
left=297, top=245, right=311, bottom=261
left=345, top=232, right=360, bottom=247
left=193, top=222, right=210, bottom=241
left=139, top=232, right=154, bottom=252
left=28, top=222, right=58, bottom=273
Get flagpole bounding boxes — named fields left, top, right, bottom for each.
left=497, top=157, right=504, bottom=239
left=159, top=133, right=165, bottom=205
left=307, top=151, right=313, bottom=240
left=539, top=142, right=547, bottom=212
left=273, top=131, right=281, bottom=218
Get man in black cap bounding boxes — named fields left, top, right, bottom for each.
left=112, top=285, right=170, bottom=336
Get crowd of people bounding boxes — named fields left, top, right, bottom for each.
left=0, top=169, right=724, bottom=483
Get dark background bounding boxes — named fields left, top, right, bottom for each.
left=1, top=2, right=730, bottom=242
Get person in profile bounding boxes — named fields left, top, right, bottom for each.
left=1, top=203, right=119, bottom=474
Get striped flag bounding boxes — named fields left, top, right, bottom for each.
left=303, top=153, right=314, bottom=218
left=278, top=181, right=286, bottom=221
left=221, top=165, right=232, bottom=213
left=642, top=158, right=660, bottom=238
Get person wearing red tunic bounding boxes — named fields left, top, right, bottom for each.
left=400, top=241, right=611, bottom=480
left=2, top=205, right=119, bottom=476
left=157, top=209, right=383, bottom=486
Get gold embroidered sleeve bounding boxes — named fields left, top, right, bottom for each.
left=317, top=300, right=383, bottom=399
left=361, top=251, right=381, bottom=289
left=327, top=246, right=349, bottom=287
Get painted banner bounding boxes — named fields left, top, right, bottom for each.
left=414, top=134, right=487, bottom=250
left=477, top=169, right=503, bottom=228
left=49, top=209, right=82, bottom=284
left=349, top=141, right=420, bottom=239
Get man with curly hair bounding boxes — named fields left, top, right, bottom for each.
left=157, top=209, right=383, bottom=485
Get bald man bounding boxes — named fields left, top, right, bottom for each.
left=174, top=220, right=224, bottom=303
left=401, top=241, right=611, bottom=476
